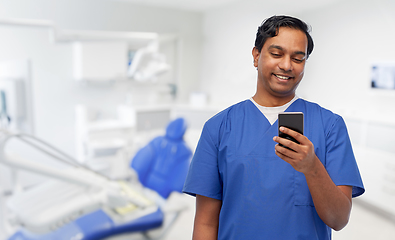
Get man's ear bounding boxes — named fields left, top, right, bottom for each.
left=252, top=47, right=260, bottom=68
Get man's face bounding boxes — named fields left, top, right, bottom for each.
left=253, top=27, right=308, bottom=100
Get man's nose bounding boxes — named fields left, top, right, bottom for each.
left=278, top=57, right=292, bottom=72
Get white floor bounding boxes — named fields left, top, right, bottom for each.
left=164, top=197, right=395, bottom=240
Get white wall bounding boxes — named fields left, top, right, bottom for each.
left=299, top=0, right=395, bottom=117
left=0, top=0, right=203, bottom=155
left=200, top=3, right=263, bottom=108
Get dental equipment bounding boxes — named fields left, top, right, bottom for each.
left=0, top=117, right=191, bottom=240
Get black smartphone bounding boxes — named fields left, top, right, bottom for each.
left=278, top=112, right=304, bottom=150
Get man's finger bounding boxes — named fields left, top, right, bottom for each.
left=273, top=135, right=299, bottom=152
left=274, top=142, right=298, bottom=159
left=279, top=127, right=306, bottom=144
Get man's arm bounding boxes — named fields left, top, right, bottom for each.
left=273, top=127, right=352, bottom=231
left=193, top=194, right=222, bottom=240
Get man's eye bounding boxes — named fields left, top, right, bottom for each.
left=293, top=58, right=303, bottom=63
left=271, top=53, right=281, bottom=57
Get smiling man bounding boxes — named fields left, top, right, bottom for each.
left=183, top=15, right=365, bottom=240
left=252, top=26, right=307, bottom=106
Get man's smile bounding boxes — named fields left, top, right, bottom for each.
left=273, top=73, right=293, bottom=81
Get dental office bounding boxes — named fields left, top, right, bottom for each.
left=0, top=0, right=394, bottom=239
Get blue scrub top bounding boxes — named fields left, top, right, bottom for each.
left=183, top=99, right=365, bottom=240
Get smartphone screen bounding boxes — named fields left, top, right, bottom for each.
left=278, top=112, right=304, bottom=149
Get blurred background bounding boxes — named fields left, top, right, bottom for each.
left=0, top=0, right=394, bottom=239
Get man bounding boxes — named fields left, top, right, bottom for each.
left=183, top=15, right=364, bottom=239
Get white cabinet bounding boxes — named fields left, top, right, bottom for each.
left=73, top=41, right=129, bottom=81
left=75, top=105, right=136, bottom=179
left=354, top=146, right=395, bottom=215
left=345, top=116, right=395, bottom=217
left=72, top=40, right=172, bottom=82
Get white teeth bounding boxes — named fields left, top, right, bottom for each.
left=275, top=74, right=290, bottom=80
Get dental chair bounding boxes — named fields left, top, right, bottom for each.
left=131, top=117, right=191, bottom=199
left=2, top=117, right=192, bottom=240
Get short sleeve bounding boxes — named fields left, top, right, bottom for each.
left=325, top=116, right=365, bottom=198
left=182, top=121, right=223, bottom=200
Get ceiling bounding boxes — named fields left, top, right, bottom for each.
left=111, top=0, right=342, bottom=12
left=111, top=0, right=248, bottom=12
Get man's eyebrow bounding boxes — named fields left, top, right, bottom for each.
left=294, top=51, right=306, bottom=56
left=268, top=45, right=283, bottom=51
left=268, top=44, right=306, bottom=56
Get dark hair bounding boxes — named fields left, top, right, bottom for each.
left=254, top=15, right=314, bottom=58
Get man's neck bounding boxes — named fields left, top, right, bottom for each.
left=252, top=92, right=296, bottom=107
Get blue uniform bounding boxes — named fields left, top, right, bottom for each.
left=183, top=99, right=365, bottom=240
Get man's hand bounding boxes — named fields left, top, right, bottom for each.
left=273, top=126, right=318, bottom=174
left=273, top=126, right=352, bottom=231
